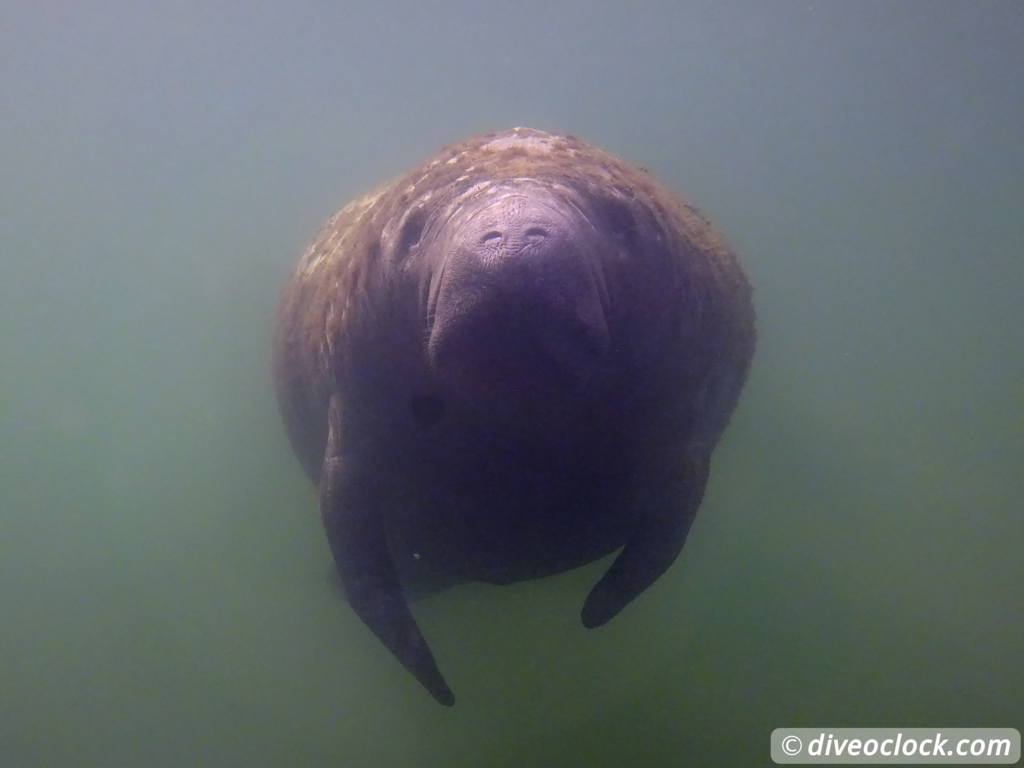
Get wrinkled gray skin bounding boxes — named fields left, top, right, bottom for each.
left=273, top=128, right=755, bottom=705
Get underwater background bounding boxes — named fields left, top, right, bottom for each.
left=2, top=1, right=1021, bottom=765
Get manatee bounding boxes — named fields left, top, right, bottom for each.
left=273, top=127, right=755, bottom=705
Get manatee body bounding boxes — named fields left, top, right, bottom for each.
left=273, top=127, right=755, bottom=705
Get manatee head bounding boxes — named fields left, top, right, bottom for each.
left=412, top=180, right=614, bottom=415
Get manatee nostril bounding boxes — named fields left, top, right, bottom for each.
left=524, top=227, right=548, bottom=240
left=481, top=231, right=502, bottom=245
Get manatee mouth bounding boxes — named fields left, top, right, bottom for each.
left=429, top=295, right=608, bottom=399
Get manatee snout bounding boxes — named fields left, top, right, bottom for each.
left=427, top=189, right=610, bottom=402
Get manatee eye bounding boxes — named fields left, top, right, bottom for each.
left=593, top=195, right=637, bottom=244
left=398, top=208, right=427, bottom=256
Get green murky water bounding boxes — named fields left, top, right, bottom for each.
left=2, top=2, right=1021, bottom=765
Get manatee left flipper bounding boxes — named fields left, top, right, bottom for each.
left=581, top=453, right=710, bottom=629
left=320, top=395, right=455, bottom=706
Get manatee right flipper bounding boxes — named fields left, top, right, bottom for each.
left=320, top=395, right=455, bottom=706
